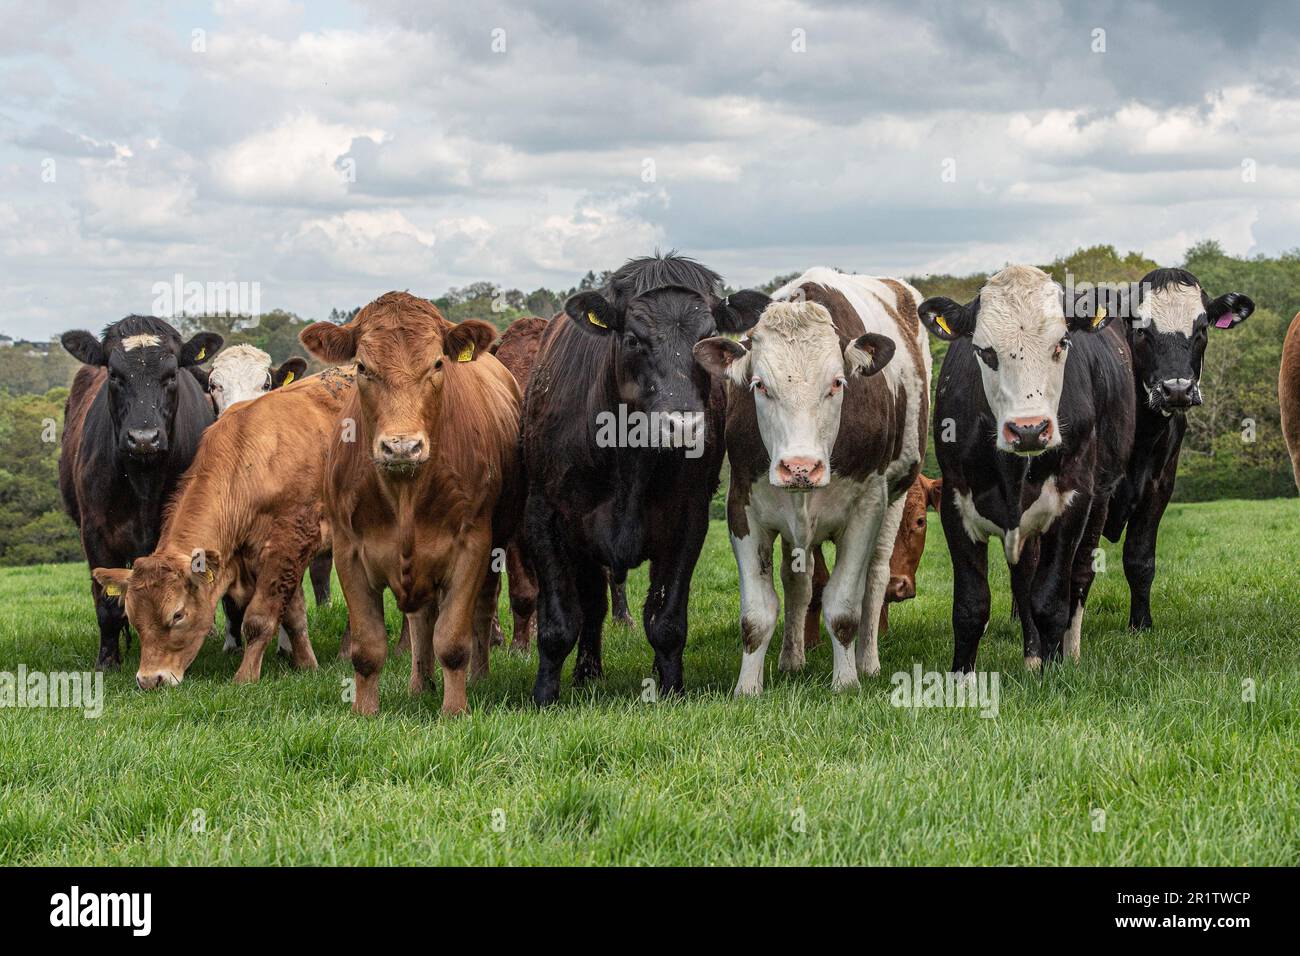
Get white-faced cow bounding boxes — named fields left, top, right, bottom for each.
left=695, top=269, right=931, bottom=694
left=1098, top=268, right=1253, bottom=631
left=208, top=344, right=307, bottom=414
left=523, top=253, right=770, bottom=705
left=919, top=265, right=1134, bottom=673
left=59, top=316, right=222, bottom=669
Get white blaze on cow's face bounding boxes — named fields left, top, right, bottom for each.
left=970, top=267, right=1070, bottom=456
left=209, top=344, right=274, bottom=414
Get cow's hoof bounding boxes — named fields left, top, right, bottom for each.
left=777, top=653, right=805, bottom=673
left=733, top=681, right=763, bottom=697
left=1025, top=655, right=1042, bottom=672
left=508, top=641, right=531, bottom=656
left=857, top=661, right=881, bottom=678
left=95, top=657, right=121, bottom=673
left=613, top=612, right=635, bottom=628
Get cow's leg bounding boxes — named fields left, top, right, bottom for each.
left=308, top=551, right=333, bottom=606
left=469, top=565, right=498, bottom=682
left=778, top=537, right=814, bottom=673
left=1122, top=475, right=1173, bottom=632
left=281, top=585, right=317, bottom=671
left=645, top=505, right=710, bottom=698
left=431, top=540, right=490, bottom=717
left=233, top=595, right=280, bottom=684
left=530, top=499, right=581, bottom=706
left=92, top=582, right=127, bottom=671
left=407, top=600, right=437, bottom=697
left=1031, top=496, right=1092, bottom=664
left=221, top=594, right=244, bottom=653
left=274, top=591, right=300, bottom=657
left=857, top=492, right=907, bottom=678
left=1064, top=499, right=1109, bottom=662
left=607, top=567, right=635, bottom=627
left=802, top=544, right=829, bottom=651
left=1010, top=537, right=1042, bottom=669
left=822, top=484, right=888, bottom=692
left=335, top=547, right=387, bottom=716
left=489, top=574, right=505, bottom=647
left=394, top=617, right=411, bottom=656
left=732, top=523, right=779, bottom=696
left=506, top=542, right=537, bottom=654
left=941, top=488, right=990, bottom=675
left=573, top=569, right=609, bottom=686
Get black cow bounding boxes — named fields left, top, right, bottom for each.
left=522, top=253, right=769, bottom=704
left=1100, top=268, right=1254, bottom=630
left=919, top=265, right=1134, bottom=672
left=59, top=316, right=222, bottom=669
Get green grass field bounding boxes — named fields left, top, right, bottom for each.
left=1, top=498, right=1297, bottom=865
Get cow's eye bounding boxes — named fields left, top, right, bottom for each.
left=975, top=345, right=998, bottom=370
left=170, top=609, right=185, bottom=627
left=828, top=376, right=847, bottom=397
left=1053, top=337, right=1070, bottom=361
left=434, top=358, right=444, bottom=371
left=622, top=333, right=641, bottom=351
left=750, top=378, right=767, bottom=396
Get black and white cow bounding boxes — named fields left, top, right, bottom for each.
left=1100, top=268, right=1254, bottom=630
left=919, top=265, right=1134, bottom=673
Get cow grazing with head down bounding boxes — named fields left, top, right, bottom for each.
left=300, top=292, right=522, bottom=716
left=919, top=264, right=1134, bottom=674
left=695, top=269, right=930, bottom=694
left=59, top=316, right=222, bottom=670
left=1099, top=268, right=1254, bottom=631
left=91, top=368, right=356, bottom=688
left=524, top=253, right=770, bottom=705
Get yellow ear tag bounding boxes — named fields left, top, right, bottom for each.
left=457, top=344, right=474, bottom=363
left=196, top=347, right=206, bottom=362
left=282, top=371, right=295, bottom=385
left=587, top=310, right=608, bottom=329
left=934, top=314, right=953, bottom=336
left=1093, top=306, right=1107, bottom=328
left=104, top=583, right=122, bottom=597
left=204, top=568, right=215, bottom=585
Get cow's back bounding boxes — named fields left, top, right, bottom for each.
left=494, top=316, right=548, bottom=392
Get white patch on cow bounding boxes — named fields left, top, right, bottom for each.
left=1064, top=604, right=1083, bottom=661
left=1139, top=281, right=1202, bottom=336
left=954, top=478, right=1077, bottom=564
left=971, top=265, right=1069, bottom=454
left=209, top=344, right=274, bottom=414
left=122, top=334, right=161, bottom=351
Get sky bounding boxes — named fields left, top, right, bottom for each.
left=2, top=0, right=1300, bottom=340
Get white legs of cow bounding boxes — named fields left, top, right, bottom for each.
left=855, top=491, right=907, bottom=679
left=732, top=526, right=780, bottom=696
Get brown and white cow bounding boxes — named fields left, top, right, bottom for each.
left=695, top=268, right=931, bottom=694
left=91, top=367, right=356, bottom=688
left=300, top=292, right=522, bottom=716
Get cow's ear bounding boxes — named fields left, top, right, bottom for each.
left=923, top=476, right=943, bottom=511
left=181, top=332, right=223, bottom=366
left=443, top=320, right=497, bottom=364
left=92, top=567, right=132, bottom=600
left=300, top=321, right=358, bottom=363
left=693, top=336, right=751, bottom=386
left=272, top=357, right=307, bottom=388
left=565, top=292, right=621, bottom=336
left=1068, top=284, right=1120, bottom=333
left=714, top=290, right=771, bottom=334
left=61, top=330, right=105, bottom=366
left=1207, top=292, right=1254, bottom=330
left=188, top=549, right=220, bottom=588
left=845, top=332, right=895, bottom=377
left=917, top=297, right=975, bottom=340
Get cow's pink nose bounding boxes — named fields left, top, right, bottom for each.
left=887, top=576, right=915, bottom=602
left=1002, top=417, right=1053, bottom=451
left=776, top=457, right=826, bottom=488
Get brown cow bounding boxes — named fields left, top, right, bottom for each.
left=487, top=316, right=635, bottom=654
left=91, top=367, right=356, bottom=688
left=1280, top=312, right=1300, bottom=491
left=300, top=292, right=522, bottom=716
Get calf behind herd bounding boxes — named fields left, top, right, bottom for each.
left=55, top=253, right=1291, bottom=716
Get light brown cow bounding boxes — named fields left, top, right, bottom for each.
left=300, top=292, right=522, bottom=716
left=1280, top=312, right=1300, bottom=491
left=802, top=473, right=942, bottom=649
left=92, top=367, right=356, bottom=688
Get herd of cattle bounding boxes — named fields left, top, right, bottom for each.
left=55, top=253, right=1276, bottom=715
